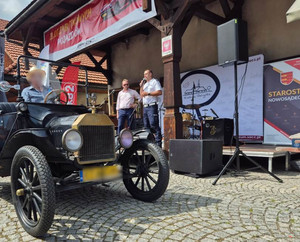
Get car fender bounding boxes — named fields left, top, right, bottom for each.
left=132, top=128, right=155, bottom=141
left=0, top=128, right=63, bottom=160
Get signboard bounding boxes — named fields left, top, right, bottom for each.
left=180, top=55, right=264, bottom=141
left=44, top=0, right=157, bottom=60
left=263, top=57, right=300, bottom=145
left=161, top=35, right=172, bottom=57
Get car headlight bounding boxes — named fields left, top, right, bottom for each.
left=62, top=129, right=83, bottom=152
left=119, top=129, right=133, bottom=149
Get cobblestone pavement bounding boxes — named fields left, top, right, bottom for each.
left=0, top=171, right=300, bottom=241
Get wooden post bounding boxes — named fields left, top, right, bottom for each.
left=162, top=26, right=183, bottom=153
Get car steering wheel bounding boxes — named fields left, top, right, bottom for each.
left=44, top=89, right=69, bottom=105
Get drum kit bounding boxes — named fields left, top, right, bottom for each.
left=182, top=104, right=201, bottom=139
left=182, top=104, right=217, bottom=139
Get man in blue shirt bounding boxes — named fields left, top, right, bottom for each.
left=22, top=66, right=51, bottom=103
left=140, top=69, right=163, bottom=147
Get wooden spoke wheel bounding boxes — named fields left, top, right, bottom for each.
left=122, top=140, right=169, bottom=202
left=11, top=146, right=55, bottom=237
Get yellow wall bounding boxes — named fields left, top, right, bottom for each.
left=111, top=0, right=299, bottom=88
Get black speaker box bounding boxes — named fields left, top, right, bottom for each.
left=202, top=119, right=234, bottom=146
left=169, top=139, right=223, bottom=175
left=217, top=19, right=248, bottom=66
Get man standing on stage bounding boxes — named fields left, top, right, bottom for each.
left=140, top=70, right=162, bottom=147
left=116, top=79, right=140, bottom=134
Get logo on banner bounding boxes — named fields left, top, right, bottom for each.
left=62, top=82, right=78, bottom=104
left=280, top=72, right=293, bottom=85
left=181, top=70, right=220, bottom=106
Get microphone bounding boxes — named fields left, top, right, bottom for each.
left=210, top=108, right=219, bottom=118
left=142, top=78, right=147, bottom=85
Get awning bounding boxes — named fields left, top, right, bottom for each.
left=286, top=0, right=300, bottom=23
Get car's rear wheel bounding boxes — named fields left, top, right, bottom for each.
left=11, top=146, right=55, bottom=237
left=122, top=140, right=169, bottom=202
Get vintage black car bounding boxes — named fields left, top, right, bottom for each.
left=0, top=56, right=169, bottom=237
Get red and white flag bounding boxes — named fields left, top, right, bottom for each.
left=61, top=61, right=80, bottom=105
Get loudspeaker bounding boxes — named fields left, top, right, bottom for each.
left=217, top=19, right=248, bottom=66
left=202, top=119, right=234, bottom=146
left=169, top=139, right=223, bottom=175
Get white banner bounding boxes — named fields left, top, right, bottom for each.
left=180, top=54, right=264, bottom=141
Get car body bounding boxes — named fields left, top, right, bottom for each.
left=0, top=56, right=169, bottom=237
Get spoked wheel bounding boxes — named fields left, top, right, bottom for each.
left=122, top=140, right=169, bottom=202
left=11, top=146, right=55, bottom=237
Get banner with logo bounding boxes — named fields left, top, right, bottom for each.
left=61, top=62, right=81, bottom=105
left=263, top=57, right=300, bottom=145
left=44, top=0, right=157, bottom=60
left=180, top=54, right=264, bottom=141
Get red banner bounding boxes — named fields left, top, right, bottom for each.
left=44, top=0, right=156, bottom=60
left=61, top=62, right=80, bottom=105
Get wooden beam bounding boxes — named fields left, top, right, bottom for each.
left=219, top=0, right=231, bottom=17
left=147, top=18, right=165, bottom=32
left=55, top=2, right=78, bottom=11
left=105, top=47, right=112, bottom=85
left=155, top=0, right=170, bottom=19
left=180, top=7, right=196, bottom=37
left=171, top=0, right=191, bottom=27
left=86, top=51, right=99, bottom=68
left=41, top=16, right=57, bottom=24
left=195, top=7, right=226, bottom=25
left=228, top=0, right=244, bottom=19
left=98, top=54, right=107, bottom=66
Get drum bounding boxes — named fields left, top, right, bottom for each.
left=191, top=119, right=201, bottom=126
left=182, top=112, right=192, bottom=125
left=183, top=125, right=191, bottom=139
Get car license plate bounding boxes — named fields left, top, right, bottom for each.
left=80, top=165, right=121, bottom=182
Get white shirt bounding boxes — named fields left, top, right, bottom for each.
left=142, top=78, right=162, bottom=105
left=116, top=88, right=140, bottom=110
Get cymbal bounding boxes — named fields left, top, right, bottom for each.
left=182, top=104, right=202, bottom=109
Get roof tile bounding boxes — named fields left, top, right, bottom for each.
left=1, top=18, right=107, bottom=85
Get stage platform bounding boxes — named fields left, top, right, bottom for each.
left=222, top=144, right=298, bottom=172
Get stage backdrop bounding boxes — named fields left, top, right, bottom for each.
left=180, top=54, right=264, bottom=142
left=44, top=0, right=157, bottom=60
left=263, top=57, right=300, bottom=145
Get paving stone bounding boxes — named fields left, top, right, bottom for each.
left=0, top=171, right=299, bottom=241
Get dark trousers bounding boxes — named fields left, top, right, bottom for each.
left=118, top=108, right=135, bottom=134
left=143, top=105, right=162, bottom=146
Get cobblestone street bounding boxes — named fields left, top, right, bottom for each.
left=0, top=171, right=300, bottom=241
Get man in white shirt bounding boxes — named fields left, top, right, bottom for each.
left=116, top=79, right=140, bottom=134
left=140, top=70, right=163, bottom=147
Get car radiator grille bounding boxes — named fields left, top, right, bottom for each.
left=78, top=125, right=115, bottom=162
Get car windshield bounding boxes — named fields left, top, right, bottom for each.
left=1, top=56, right=88, bottom=106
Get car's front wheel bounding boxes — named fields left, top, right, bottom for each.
left=122, top=140, right=169, bottom=202
left=11, top=146, right=55, bottom=237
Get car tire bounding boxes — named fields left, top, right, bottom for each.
left=11, top=146, right=55, bottom=237
left=122, top=139, right=169, bottom=202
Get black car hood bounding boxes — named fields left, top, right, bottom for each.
left=26, top=103, right=89, bottom=128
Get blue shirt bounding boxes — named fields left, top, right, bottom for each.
left=22, top=86, right=52, bottom=103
